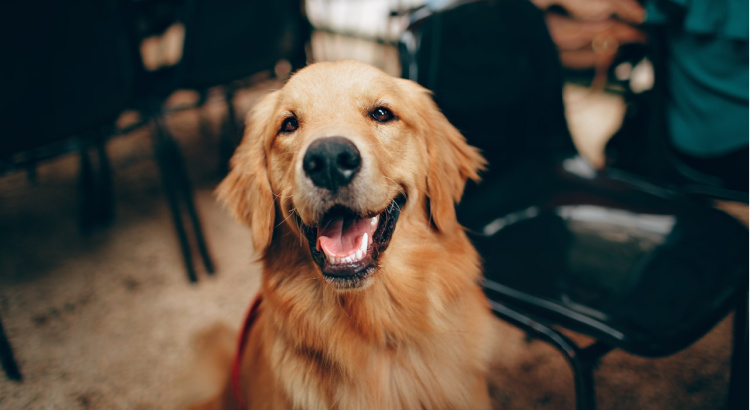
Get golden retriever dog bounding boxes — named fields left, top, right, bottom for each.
left=197, top=60, right=497, bottom=409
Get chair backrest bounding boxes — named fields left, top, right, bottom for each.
left=399, top=0, right=576, bottom=182
left=1, top=0, right=136, bottom=159
left=178, top=0, right=310, bottom=90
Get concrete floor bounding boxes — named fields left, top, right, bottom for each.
left=0, top=83, right=275, bottom=408
left=0, top=36, right=742, bottom=409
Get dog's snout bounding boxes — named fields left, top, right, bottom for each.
left=303, top=137, right=361, bottom=191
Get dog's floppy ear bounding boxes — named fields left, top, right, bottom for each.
left=402, top=80, right=486, bottom=232
left=216, top=91, right=278, bottom=255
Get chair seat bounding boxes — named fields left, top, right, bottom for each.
left=464, top=154, right=748, bottom=357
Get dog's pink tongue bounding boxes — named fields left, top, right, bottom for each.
left=317, top=216, right=375, bottom=257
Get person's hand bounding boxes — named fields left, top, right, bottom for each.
left=529, top=0, right=647, bottom=72
left=545, top=13, right=647, bottom=69
left=530, top=0, right=644, bottom=24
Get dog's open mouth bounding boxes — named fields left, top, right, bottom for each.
left=300, top=195, right=406, bottom=289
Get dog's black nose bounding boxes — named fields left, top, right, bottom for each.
left=303, top=137, right=361, bottom=191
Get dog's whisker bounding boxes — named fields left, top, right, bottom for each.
left=383, top=176, right=403, bottom=191
left=288, top=208, right=307, bottom=248
left=393, top=201, right=403, bottom=214
left=277, top=209, right=297, bottom=229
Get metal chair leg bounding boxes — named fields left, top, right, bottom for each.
left=151, top=114, right=214, bottom=281
left=0, top=314, right=22, bottom=381
left=171, top=137, right=215, bottom=275
left=218, top=86, right=240, bottom=176
left=489, top=300, right=601, bottom=410
left=152, top=118, right=199, bottom=282
left=727, top=289, right=748, bottom=410
left=94, top=136, right=114, bottom=226
left=78, top=145, right=97, bottom=231
left=78, top=135, right=115, bottom=231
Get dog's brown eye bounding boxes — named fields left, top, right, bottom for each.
left=370, top=107, right=395, bottom=123
left=279, top=117, right=298, bottom=134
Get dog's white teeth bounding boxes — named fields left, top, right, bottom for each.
left=370, top=216, right=378, bottom=227
left=324, top=234, right=370, bottom=265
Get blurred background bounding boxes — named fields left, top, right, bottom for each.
left=0, top=0, right=746, bottom=408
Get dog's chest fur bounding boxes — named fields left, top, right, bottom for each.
left=269, top=324, right=488, bottom=410
left=250, top=226, right=494, bottom=410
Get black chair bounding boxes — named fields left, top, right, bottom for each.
left=137, top=0, right=311, bottom=174
left=399, top=0, right=573, bottom=183
left=400, top=1, right=749, bottom=409
left=470, top=158, right=748, bottom=410
left=0, top=0, right=300, bottom=378
left=0, top=0, right=141, bottom=381
left=0, top=314, right=22, bottom=381
left=1, top=0, right=138, bottom=229
left=127, top=0, right=311, bottom=281
left=180, top=0, right=309, bottom=174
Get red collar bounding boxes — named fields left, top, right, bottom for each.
left=231, top=294, right=263, bottom=409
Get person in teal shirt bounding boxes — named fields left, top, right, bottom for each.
left=646, top=0, right=748, bottom=191
left=530, top=0, right=747, bottom=191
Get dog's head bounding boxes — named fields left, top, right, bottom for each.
left=218, top=61, right=485, bottom=291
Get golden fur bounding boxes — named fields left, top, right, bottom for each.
left=196, top=60, right=497, bottom=409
